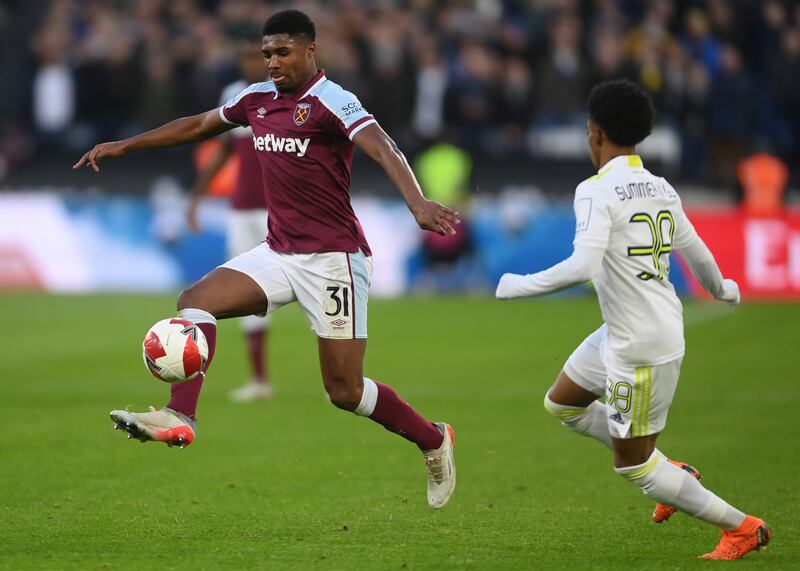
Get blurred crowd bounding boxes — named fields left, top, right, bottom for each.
left=9, top=0, right=800, bottom=186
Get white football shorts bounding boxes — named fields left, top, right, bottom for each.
left=220, top=242, right=373, bottom=339
left=563, top=324, right=682, bottom=439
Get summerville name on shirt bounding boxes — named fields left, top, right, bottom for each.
left=614, top=181, right=660, bottom=202
left=252, top=134, right=311, bottom=157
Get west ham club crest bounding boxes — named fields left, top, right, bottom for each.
left=293, top=103, right=311, bottom=126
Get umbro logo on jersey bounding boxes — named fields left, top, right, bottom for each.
left=293, top=102, right=311, bottom=126
left=257, top=107, right=267, bottom=118
left=253, top=134, right=310, bottom=157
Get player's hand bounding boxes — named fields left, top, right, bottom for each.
left=496, top=273, right=528, bottom=300
left=720, top=278, right=740, bottom=305
left=186, top=196, right=202, bottom=233
left=411, top=199, right=460, bottom=236
left=72, top=141, right=128, bottom=172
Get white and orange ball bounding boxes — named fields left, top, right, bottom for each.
left=142, top=319, right=208, bottom=383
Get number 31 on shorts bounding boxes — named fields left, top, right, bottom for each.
left=325, top=285, right=350, bottom=317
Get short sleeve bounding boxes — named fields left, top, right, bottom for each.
left=317, top=87, right=377, bottom=140
left=573, top=182, right=613, bottom=249
left=218, top=87, right=252, bottom=127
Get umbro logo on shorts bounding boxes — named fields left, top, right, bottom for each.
left=331, top=319, right=347, bottom=328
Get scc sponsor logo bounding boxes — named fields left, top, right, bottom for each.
left=340, top=101, right=363, bottom=117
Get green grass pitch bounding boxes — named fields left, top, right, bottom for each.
left=1, top=293, right=797, bottom=570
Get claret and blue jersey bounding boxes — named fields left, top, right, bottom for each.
left=219, top=69, right=374, bottom=256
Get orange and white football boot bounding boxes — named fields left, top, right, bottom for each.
left=110, top=407, right=196, bottom=449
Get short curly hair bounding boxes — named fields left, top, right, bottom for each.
left=262, top=9, right=316, bottom=42
left=587, top=79, right=655, bottom=146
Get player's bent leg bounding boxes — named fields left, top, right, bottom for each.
left=167, top=267, right=268, bottom=418
left=544, top=370, right=612, bottom=449
left=318, top=337, right=367, bottom=411
left=177, top=267, right=268, bottom=318
left=111, top=267, right=270, bottom=448
left=317, top=338, right=444, bottom=447
left=317, top=337, right=455, bottom=509
left=612, top=436, right=769, bottom=559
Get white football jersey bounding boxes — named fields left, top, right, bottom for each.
left=573, top=155, right=699, bottom=365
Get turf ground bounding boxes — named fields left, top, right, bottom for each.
left=1, top=293, right=797, bottom=570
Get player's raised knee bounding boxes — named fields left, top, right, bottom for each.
left=544, top=392, right=572, bottom=420
left=324, top=377, right=362, bottom=411
left=177, top=287, right=198, bottom=311
left=176, top=284, right=216, bottom=313
left=543, top=391, right=554, bottom=413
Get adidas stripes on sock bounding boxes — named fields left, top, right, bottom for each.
left=616, top=450, right=746, bottom=530
left=544, top=393, right=614, bottom=449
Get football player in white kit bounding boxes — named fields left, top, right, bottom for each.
left=496, top=80, right=770, bottom=560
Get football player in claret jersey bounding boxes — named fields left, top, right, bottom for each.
left=74, top=10, right=458, bottom=509
left=496, top=80, right=770, bottom=560
left=186, top=36, right=275, bottom=403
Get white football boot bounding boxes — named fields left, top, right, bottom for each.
left=110, top=407, right=196, bottom=448
left=228, top=380, right=274, bottom=402
left=423, top=422, right=456, bottom=509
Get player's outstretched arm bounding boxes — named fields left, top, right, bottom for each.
left=495, top=245, right=605, bottom=299
left=73, top=108, right=234, bottom=173
left=678, top=237, right=740, bottom=305
left=353, top=124, right=460, bottom=236
left=672, top=208, right=740, bottom=305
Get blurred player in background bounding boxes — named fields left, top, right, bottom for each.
left=74, top=10, right=458, bottom=509
left=186, top=36, right=273, bottom=403
left=496, top=80, right=770, bottom=560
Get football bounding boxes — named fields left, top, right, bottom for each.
left=142, top=318, right=208, bottom=383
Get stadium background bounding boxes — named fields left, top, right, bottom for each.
left=1, top=0, right=799, bottom=297
left=2, top=2, right=800, bottom=570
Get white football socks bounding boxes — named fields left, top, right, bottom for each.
left=178, top=308, right=216, bottom=325
left=354, top=377, right=378, bottom=417
left=543, top=394, right=614, bottom=449
left=616, top=450, right=746, bottom=530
